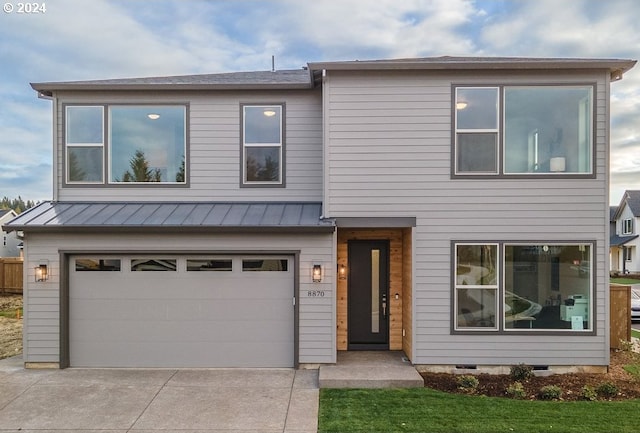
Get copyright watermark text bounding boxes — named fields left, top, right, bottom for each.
left=3, top=3, right=47, bottom=14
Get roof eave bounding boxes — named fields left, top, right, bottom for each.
left=4, top=224, right=335, bottom=234
left=30, top=81, right=314, bottom=96
left=307, top=58, right=637, bottom=76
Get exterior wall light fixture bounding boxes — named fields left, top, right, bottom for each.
left=338, top=263, right=347, bottom=280
left=35, top=260, right=49, bottom=282
left=312, top=264, right=322, bottom=283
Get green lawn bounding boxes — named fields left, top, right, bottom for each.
left=611, top=278, right=640, bottom=285
left=319, top=388, right=640, bottom=433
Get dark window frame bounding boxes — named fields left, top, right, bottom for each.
left=451, top=240, right=596, bottom=335
left=239, top=103, right=286, bottom=188
left=451, top=83, right=597, bottom=179
left=62, top=103, right=190, bottom=188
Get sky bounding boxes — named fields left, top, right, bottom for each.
left=0, top=0, right=638, bottom=205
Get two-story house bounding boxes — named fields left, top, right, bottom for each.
left=611, top=190, right=640, bottom=274
left=4, top=56, right=636, bottom=371
left=0, top=209, right=21, bottom=257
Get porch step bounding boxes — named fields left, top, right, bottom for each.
left=319, top=351, right=424, bottom=388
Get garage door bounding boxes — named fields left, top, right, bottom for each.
left=69, top=255, right=294, bottom=368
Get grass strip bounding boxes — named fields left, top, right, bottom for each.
left=319, top=388, right=640, bottom=433
left=611, top=278, right=640, bottom=285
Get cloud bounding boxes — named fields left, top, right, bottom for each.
left=0, top=0, right=638, bottom=203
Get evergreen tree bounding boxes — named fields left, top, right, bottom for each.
left=120, top=150, right=162, bottom=182
left=0, top=196, right=38, bottom=214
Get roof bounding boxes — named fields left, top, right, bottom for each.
left=31, top=56, right=636, bottom=96
left=0, top=209, right=17, bottom=222
left=613, top=190, right=640, bottom=220
left=611, top=234, right=639, bottom=247
left=31, top=69, right=313, bottom=97
left=2, top=202, right=335, bottom=233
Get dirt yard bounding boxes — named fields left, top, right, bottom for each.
left=0, top=295, right=23, bottom=360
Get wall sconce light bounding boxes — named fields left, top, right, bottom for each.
left=338, top=263, right=347, bottom=280
left=35, top=260, right=48, bottom=282
left=312, top=264, right=322, bottom=283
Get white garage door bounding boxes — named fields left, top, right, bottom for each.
left=69, top=255, right=294, bottom=368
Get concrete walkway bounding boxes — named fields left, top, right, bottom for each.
left=319, top=351, right=424, bottom=388
left=0, top=356, right=318, bottom=432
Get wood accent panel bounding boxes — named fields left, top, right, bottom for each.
left=402, top=228, right=413, bottom=360
left=610, top=284, right=631, bottom=349
left=337, top=229, right=407, bottom=351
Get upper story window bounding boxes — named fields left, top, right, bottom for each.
left=622, top=218, right=634, bottom=235
left=66, top=106, right=105, bottom=183
left=241, top=104, right=284, bottom=186
left=454, top=85, right=594, bottom=177
left=65, top=104, right=187, bottom=185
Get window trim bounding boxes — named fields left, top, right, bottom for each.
left=64, top=105, right=106, bottom=184
left=622, top=218, right=634, bottom=235
left=452, top=240, right=596, bottom=335
left=453, top=243, right=500, bottom=331
left=240, top=103, right=286, bottom=188
left=451, top=83, right=597, bottom=179
left=62, top=103, right=190, bottom=188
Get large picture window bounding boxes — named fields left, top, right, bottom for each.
left=64, top=104, right=187, bottom=185
left=453, top=242, right=594, bottom=332
left=242, top=105, right=284, bottom=185
left=110, top=106, right=186, bottom=183
left=453, top=85, right=594, bottom=176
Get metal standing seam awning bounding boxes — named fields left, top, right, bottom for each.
left=2, top=202, right=335, bottom=233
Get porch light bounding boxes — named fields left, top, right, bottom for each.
left=35, top=261, right=48, bottom=282
left=338, top=263, right=347, bottom=280
left=312, top=264, right=322, bottom=283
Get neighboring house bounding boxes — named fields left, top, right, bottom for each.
left=611, top=190, right=640, bottom=274
left=3, top=56, right=636, bottom=370
left=0, top=209, right=21, bottom=257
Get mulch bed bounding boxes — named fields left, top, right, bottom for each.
left=421, top=349, right=640, bottom=401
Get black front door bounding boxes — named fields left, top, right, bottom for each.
left=348, top=240, right=389, bottom=350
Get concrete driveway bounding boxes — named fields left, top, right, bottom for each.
left=0, top=356, right=318, bottom=432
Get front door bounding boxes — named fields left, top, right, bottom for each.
left=348, top=240, right=389, bottom=350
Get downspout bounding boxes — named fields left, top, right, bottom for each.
left=321, top=69, right=329, bottom=219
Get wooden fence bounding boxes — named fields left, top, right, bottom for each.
left=0, top=258, right=23, bottom=294
left=610, top=284, right=631, bottom=349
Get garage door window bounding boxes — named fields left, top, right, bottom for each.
left=75, top=258, right=121, bottom=271
left=187, top=259, right=233, bottom=271
left=242, top=259, right=288, bottom=271
left=131, top=259, right=177, bottom=271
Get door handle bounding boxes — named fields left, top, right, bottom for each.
left=382, top=294, right=387, bottom=318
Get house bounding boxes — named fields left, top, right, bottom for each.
left=0, top=209, right=21, bottom=257
left=611, top=190, right=640, bottom=274
left=3, top=56, right=636, bottom=371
